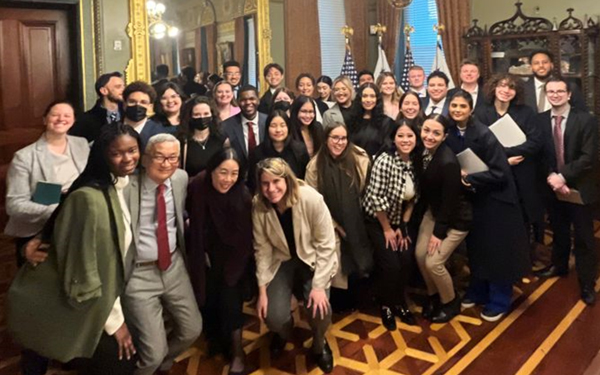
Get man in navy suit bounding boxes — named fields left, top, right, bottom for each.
left=423, top=71, right=451, bottom=116
left=221, top=85, right=267, bottom=176
left=122, top=81, right=166, bottom=150
left=535, top=77, right=598, bottom=306
left=523, top=50, right=587, bottom=113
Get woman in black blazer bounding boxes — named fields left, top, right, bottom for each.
left=475, top=74, right=544, bottom=245
left=289, top=95, right=325, bottom=157
left=445, top=90, right=529, bottom=322
left=415, top=114, right=472, bottom=323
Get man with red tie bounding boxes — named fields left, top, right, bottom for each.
left=535, top=77, right=599, bottom=306
left=221, top=85, right=267, bottom=179
left=122, top=133, right=202, bottom=374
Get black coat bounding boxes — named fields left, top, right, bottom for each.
left=69, top=100, right=124, bottom=143
left=417, top=143, right=472, bottom=239
left=475, top=103, right=545, bottom=224
left=258, top=89, right=273, bottom=114
left=445, top=120, right=530, bottom=282
left=537, top=107, right=599, bottom=204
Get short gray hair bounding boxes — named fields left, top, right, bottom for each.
left=145, top=133, right=180, bottom=154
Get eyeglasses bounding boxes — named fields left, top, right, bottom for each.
left=151, top=155, right=179, bottom=164
left=329, top=136, right=348, bottom=144
left=546, top=90, right=568, bottom=96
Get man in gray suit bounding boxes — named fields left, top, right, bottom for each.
left=221, top=85, right=267, bottom=175
left=122, top=133, right=202, bottom=375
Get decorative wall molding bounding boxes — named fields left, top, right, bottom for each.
left=126, top=0, right=151, bottom=83
left=256, top=0, right=271, bottom=94
left=93, top=0, right=104, bottom=75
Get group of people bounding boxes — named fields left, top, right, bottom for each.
left=4, top=48, right=598, bottom=375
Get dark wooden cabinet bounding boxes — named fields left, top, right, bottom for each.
left=463, top=1, right=600, bottom=115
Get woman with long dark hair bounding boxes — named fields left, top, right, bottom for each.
left=305, top=122, right=373, bottom=311
left=178, top=96, right=226, bottom=177
left=316, top=75, right=335, bottom=108
left=348, top=83, right=393, bottom=157
left=295, top=73, right=328, bottom=122
left=151, top=82, right=188, bottom=133
left=415, top=114, right=472, bottom=323
left=445, top=90, right=529, bottom=322
left=289, top=95, right=325, bottom=157
left=8, top=123, right=141, bottom=375
left=397, top=90, right=426, bottom=128
left=362, top=119, right=421, bottom=329
left=247, top=109, right=310, bottom=191
left=186, top=148, right=253, bottom=375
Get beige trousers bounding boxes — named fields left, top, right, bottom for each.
left=415, top=210, right=468, bottom=304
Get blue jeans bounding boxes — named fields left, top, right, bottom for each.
left=465, top=277, right=513, bottom=313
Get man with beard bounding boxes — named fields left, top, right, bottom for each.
left=70, top=72, right=125, bottom=142
left=523, top=50, right=587, bottom=113
left=122, top=81, right=166, bottom=150
left=221, top=85, right=267, bottom=176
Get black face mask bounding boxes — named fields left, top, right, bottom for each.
left=272, top=101, right=291, bottom=112
left=125, top=104, right=147, bottom=122
left=190, top=116, right=212, bottom=131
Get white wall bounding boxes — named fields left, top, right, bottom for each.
left=471, top=0, right=600, bottom=30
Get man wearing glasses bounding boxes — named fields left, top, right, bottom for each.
left=223, top=60, right=243, bottom=99
left=535, top=77, right=598, bottom=306
left=123, top=133, right=202, bottom=375
left=122, top=81, right=166, bottom=150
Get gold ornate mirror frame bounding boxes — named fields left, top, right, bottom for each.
left=125, top=0, right=272, bottom=89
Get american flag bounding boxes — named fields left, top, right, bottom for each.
left=399, top=44, right=415, bottom=91
left=340, top=47, right=359, bottom=89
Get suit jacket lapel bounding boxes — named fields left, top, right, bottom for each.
left=265, top=208, right=289, bottom=253
left=35, top=137, right=54, bottom=181
left=126, top=173, right=142, bottom=246
left=170, top=173, right=186, bottom=252
left=563, top=111, right=578, bottom=160
left=235, top=116, right=248, bottom=156
left=107, top=187, right=126, bottom=260
left=68, top=136, right=87, bottom=172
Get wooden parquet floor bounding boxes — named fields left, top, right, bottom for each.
left=1, top=222, right=600, bottom=375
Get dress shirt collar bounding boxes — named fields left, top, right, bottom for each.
left=142, top=173, right=172, bottom=193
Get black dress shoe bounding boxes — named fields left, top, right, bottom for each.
left=313, top=340, right=334, bottom=373
left=582, top=287, right=596, bottom=306
left=380, top=306, right=397, bottom=330
left=269, top=333, right=287, bottom=358
left=430, top=297, right=460, bottom=323
left=394, top=304, right=417, bottom=326
left=422, top=294, right=441, bottom=320
left=535, top=265, right=568, bottom=278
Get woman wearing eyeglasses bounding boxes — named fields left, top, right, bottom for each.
left=305, top=122, right=373, bottom=312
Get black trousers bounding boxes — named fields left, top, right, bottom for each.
left=548, top=200, right=598, bottom=289
left=365, top=219, right=414, bottom=307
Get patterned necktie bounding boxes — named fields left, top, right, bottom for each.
left=553, top=115, right=565, bottom=171
left=156, top=184, right=171, bottom=271
left=537, top=86, right=546, bottom=113
left=109, top=112, right=117, bottom=123
left=430, top=105, right=438, bottom=115
left=247, top=121, right=257, bottom=154
left=423, top=150, right=433, bottom=171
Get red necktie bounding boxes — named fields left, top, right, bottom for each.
left=156, top=184, right=171, bottom=271
left=553, top=115, right=564, bottom=171
left=247, top=121, right=257, bottom=153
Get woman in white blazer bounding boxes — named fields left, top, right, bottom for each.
left=4, top=100, right=90, bottom=266
left=252, top=157, right=337, bottom=373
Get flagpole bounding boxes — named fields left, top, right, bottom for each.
left=340, top=25, right=359, bottom=88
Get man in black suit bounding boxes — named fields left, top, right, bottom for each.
left=458, top=59, right=484, bottom=110
left=69, top=71, right=125, bottom=142
left=523, top=50, right=587, bottom=113
left=408, top=65, right=427, bottom=99
left=423, top=71, right=451, bottom=116
left=221, top=85, right=267, bottom=175
left=258, top=63, right=284, bottom=114
left=122, top=81, right=166, bottom=150
left=536, top=77, right=599, bottom=305
left=223, top=60, right=243, bottom=99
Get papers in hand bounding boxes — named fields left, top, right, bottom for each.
left=457, top=148, right=489, bottom=174
left=556, top=189, right=584, bottom=205
left=489, top=114, right=526, bottom=148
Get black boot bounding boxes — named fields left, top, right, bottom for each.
left=431, top=296, right=460, bottom=323
left=422, top=294, right=441, bottom=320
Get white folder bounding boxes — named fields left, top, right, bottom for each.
left=457, top=148, right=489, bottom=174
left=489, top=114, right=527, bottom=148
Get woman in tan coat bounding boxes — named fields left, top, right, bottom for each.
left=253, top=158, right=337, bottom=373
left=305, top=122, right=373, bottom=311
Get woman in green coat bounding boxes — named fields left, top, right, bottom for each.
left=8, top=123, right=141, bottom=375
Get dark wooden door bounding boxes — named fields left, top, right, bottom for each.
left=0, top=7, right=74, bottom=228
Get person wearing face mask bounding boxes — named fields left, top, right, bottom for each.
left=122, top=81, right=166, bottom=150
left=178, top=96, right=227, bottom=178
left=270, top=87, right=296, bottom=116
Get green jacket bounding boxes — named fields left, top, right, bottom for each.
left=7, top=186, right=126, bottom=362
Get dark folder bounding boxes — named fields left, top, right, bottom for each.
left=32, top=181, right=62, bottom=205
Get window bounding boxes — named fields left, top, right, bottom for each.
left=317, top=0, right=347, bottom=79
left=405, top=0, right=439, bottom=76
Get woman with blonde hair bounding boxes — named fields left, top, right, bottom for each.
left=253, top=158, right=337, bottom=373
left=323, top=76, right=355, bottom=127
left=376, top=72, right=402, bottom=120
left=213, top=81, right=240, bottom=121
